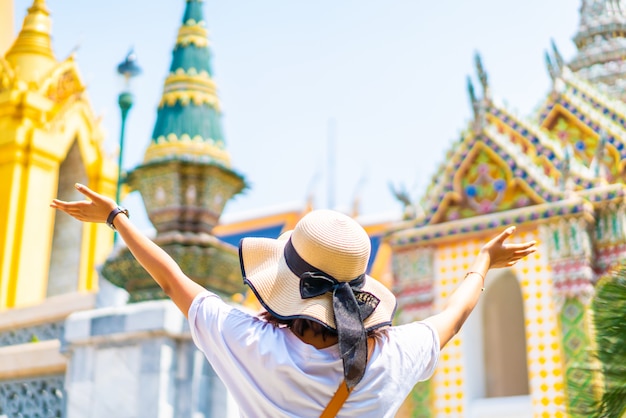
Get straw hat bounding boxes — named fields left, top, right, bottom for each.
left=239, top=209, right=397, bottom=331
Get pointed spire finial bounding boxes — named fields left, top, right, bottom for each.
left=474, top=51, right=490, bottom=99
left=545, top=51, right=559, bottom=81
left=551, top=39, right=564, bottom=69
left=467, top=75, right=477, bottom=104
left=6, top=0, right=54, bottom=61
left=467, top=74, right=485, bottom=134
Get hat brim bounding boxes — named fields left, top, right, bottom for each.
left=239, top=232, right=397, bottom=330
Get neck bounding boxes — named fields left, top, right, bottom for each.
left=293, top=328, right=338, bottom=349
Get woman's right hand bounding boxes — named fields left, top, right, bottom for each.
left=480, top=226, right=537, bottom=269
left=50, top=183, right=117, bottom=224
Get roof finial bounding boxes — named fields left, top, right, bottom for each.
left=467, top=75, right=485, bottom=133
left=467, top=75, right=477, bottom=103
left=551, top=39, right=564, bottom=70
left=4, top=0, right=56, bottom=82
left=474, top=51, right=490, bottom=100
left=389, top=182, right=421, bottom=221
left=467, top=75, right=481, bottom=116
left=545, top=51, right=559, bottom=81
left=7, top=0, right=53, bottom=55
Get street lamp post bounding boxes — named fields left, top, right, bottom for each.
left=115, top=49, right=141, bottom=242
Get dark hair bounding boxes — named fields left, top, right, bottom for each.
left=259, top=311, right=387, bottom=341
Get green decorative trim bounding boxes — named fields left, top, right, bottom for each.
left=170, top=44, right=212, bottom=75
left=151, top=102, right=223, bottom=147
left=560, top=298, right=600, bottom=417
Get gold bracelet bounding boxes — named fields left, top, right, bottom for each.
left=464, top=271, right=485, bottom=291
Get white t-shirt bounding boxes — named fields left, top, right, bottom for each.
left=188, top=291, right=440, bottom=418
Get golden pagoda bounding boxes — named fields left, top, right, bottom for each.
left=0, top=0, right=117, bottom=310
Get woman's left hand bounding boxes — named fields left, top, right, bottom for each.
left=50, top=183, right=117, bottom=224
left=480, top=226, right=537, bottom=269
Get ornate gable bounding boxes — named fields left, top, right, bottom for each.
left=418, top=55, right=574, bottom=227
left=40, top=58, right=85, bottom=106
left=421, top=116, right=564, bottom=226
left=538, top=67, right=626, bottom=183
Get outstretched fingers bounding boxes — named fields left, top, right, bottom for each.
left=505, top=245, right=536, bottom=265
left=74, top=183, right=99, bottom=201
left=51, top=184, right=117, bottom=224
left=505, top=241, right=537, bottom=253
left=51, top=198, right=89, bottom=210
left=493, top=226, right=516, bottom=244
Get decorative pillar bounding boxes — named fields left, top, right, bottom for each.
left=594, top=202, right=626, bottom=275
left=391, top=246, right=435, bottom=417
left=540, top=216, right=601, bottom=417
left=429, top=239, right=480, bottom=417
left=515, top=227, right=567, bottom=418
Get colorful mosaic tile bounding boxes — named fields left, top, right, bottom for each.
left=427, top=229, right=567, bottom=417
left=560, top=298, right=599, bottom=417
left=514, top=229, right=567, bottom=417
left=431, top=239, right=477, bottom=416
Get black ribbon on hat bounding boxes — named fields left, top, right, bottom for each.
left=284, top=238, right=380, bottom=389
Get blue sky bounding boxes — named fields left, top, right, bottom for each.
left=15, top=1, right=580, bottom=229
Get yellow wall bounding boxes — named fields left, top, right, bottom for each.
left=429, top=227, right=566, bottom=417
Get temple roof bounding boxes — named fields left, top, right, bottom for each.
left=2, top=0, right=56, bottom=85
left=0, top=0, right=92, bottom=129
left=570, top=0, right=626, bottom=99
left=144, top=0, right=231, bottom=167
left=419, top=106, right=569, bottom=227
left=391, top=51, right=626, bottom=247
left=416, top=55, right=603, bottom=229
left=539, top=55, right=626, bottom=184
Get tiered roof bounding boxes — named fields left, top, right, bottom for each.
left=570, top=0, right=626, bottom=99
left=539, top=60, right=626, bottom=185
left=144, top=0, right=232, bottom=168
left=390, top=48, right=626, bottom=247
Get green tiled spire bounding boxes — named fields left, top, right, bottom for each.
left=145, top=0, right=229, bottom=166
left=113, top=0, right=248, bottom=301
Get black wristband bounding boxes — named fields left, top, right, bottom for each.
left=106, top=206, right=129, bottom=230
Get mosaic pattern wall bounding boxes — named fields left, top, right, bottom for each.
left=430, top=228, right=567, bottom=417
left=0, top=375, right=65, bottom=417
left=560, top=298, right=598, bottom=416
left=518, top=228, right=567, bottom=417
left=431, top=238, right=476, bottom=416
left=392, top=247, right=435, bottom=417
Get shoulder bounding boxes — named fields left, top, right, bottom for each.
left=387, top=321, right=439, bottom=343
left=380, top=321, right=440, bottom=381
left=188, top=290, right=232, bottom=319
left=188, top=291, right=268, bottom=347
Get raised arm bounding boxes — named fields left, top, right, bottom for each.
left=50, top=183, right=205, bottom=317
left=424, top=227, right=536, bottom=349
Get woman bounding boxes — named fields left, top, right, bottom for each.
left=51, top=183, right=536, bottom=417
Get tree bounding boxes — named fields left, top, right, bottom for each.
left=592, top=269, right=626, bottom=418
